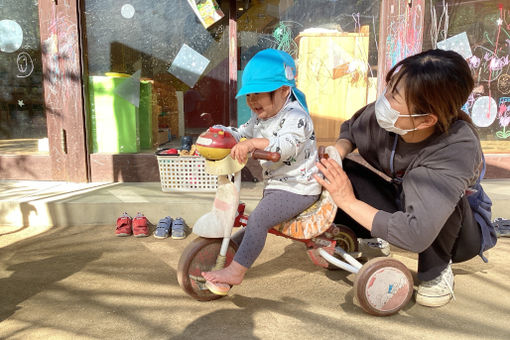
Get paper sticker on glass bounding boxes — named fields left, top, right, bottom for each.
left=168, top=44, right=210, bottom=88
left=121, top=4, right=135, bottom=19
left=0, top=19, right=23, bottom=53
left=114, top=69, right=141, bottom=107
left=471, top=96, right=497, bottom=127
left=437, top=32, right=472, bottom=60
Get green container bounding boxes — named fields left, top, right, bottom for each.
left=88, top=76, right=140, bottom=153
left=139, top=80, right=153, bottom=150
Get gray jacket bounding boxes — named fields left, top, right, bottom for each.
left=340, top=103, right=482, bottom=252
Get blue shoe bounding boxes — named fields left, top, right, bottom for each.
left=172, top=218, right=189, bottom=240
left=493, top=218, right=510, bottom=237
left=154, top=216, right=173, bottom=239
left=180, top=136, right=193, bottom=151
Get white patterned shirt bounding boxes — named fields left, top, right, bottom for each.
left=225, top=99, right=321, bottom=195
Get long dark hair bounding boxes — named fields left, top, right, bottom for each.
left=386, top=49, right=475, bottom=133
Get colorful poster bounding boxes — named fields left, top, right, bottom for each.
left=187, top=0, right=224, bottom=29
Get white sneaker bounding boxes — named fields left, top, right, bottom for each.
left=416, top=262, right=455, bottom=307
left=358, top=238, right=391, bottom=258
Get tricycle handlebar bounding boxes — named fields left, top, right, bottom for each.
left=318, top=145, right=330, bottom=160
left=252, top=150, right=281, bottom=162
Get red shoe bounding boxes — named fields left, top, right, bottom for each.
left=133, top=212, right=149, bottom=237
left=115, top=212, right=132, bottom=236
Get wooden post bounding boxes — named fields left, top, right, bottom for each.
left=38, top=0, right=88, bottom=182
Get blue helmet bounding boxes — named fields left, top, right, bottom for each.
left=236, top=49, right=308, bottom=113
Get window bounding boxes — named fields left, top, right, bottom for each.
left=425, top=0, right=510, bottom=153
left=0, top=0, right=47, bottom=155
left=237, top=0, right=381, bottom=145
left=81, top=0, right=230, bottom=154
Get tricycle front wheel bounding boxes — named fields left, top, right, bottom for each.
left=177, top=237, right=238, bottom=301
left=353, top=257, right=414, bottom=316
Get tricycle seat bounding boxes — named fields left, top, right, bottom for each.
left=272, top=190, right=338, bottom=239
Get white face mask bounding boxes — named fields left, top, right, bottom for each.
left=375, top=89, right=429, bottom=135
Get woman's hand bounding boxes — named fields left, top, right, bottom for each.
left=314, top=157, right=378, bottom=231
left=314, top=158, right=356, bottom=209
left=231, top=140, right=254, bottom=164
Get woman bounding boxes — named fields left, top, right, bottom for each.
left=314, top=49, right=488, bottom=308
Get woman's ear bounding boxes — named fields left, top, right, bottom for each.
left=418, top=113, right=438, bottom=128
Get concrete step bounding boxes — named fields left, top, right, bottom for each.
left=0, top=181, right=264, bottom=229
left=1, top=179, right=509, bottom=230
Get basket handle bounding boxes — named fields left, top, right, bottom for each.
left=252, top=150, right=281, bottom=162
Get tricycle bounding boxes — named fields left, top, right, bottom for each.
left=177, top=128, right=413, bottom=316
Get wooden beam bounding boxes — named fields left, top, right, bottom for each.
left=38, top=0, right=88, bottom=182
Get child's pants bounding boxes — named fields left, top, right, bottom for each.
left=334, top=158, right=481, bottom=282
left=232, top=189, right=319, bottom=268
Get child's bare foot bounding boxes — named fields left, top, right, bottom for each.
left=202, top=261, right=248, bottom=285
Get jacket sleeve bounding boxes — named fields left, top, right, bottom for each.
left=236, top=116, right=256, bottom=139
left=371, top=142, right=481, bottom=252
left=338, top=105, right=369, bottom=149
left=265, top=112, right=312, bottom=163
left=214, top=115, right=256, bottom=141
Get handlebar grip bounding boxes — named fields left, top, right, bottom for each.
left=318, top=146, right=325, bottom=159
left=318, top=145, right=329, bottom=160
left=252, top=150, right=281, bottom=162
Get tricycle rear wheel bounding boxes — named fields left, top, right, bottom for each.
left=327, top=224, right=358, bottom=270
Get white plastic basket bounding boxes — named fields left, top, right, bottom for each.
left=156, top=155, right=218, bottom=192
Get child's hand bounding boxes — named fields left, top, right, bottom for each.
left=231, top=140, right=254, bottom=164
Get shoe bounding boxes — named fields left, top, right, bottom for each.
left=171, top=217, right=189, bottom=240
left=358, top=238, right=391, bottom=258
left=132, top=212, right=149, bottom=237
left=493, top=217, right=510, bottom=237
left=115, top=212, right=132, bottom=237
left=180, top=136, right=193, bottom=151
left=205, top=280, right=230, bottom=296
left=154, top=216, right=173, bottom=239
left=416, top=262, right=455, bottom=307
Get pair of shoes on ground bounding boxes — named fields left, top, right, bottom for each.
left=154, top=216, right=189, bottom=240
left=115, top=212, right=149, bottom=237
left=416, top=261, right=455, bottom=308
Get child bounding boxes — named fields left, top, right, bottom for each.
left=202, top=49, right=321, bottom=295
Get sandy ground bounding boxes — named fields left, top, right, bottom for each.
left=1, top=224, right=509, bottom=340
